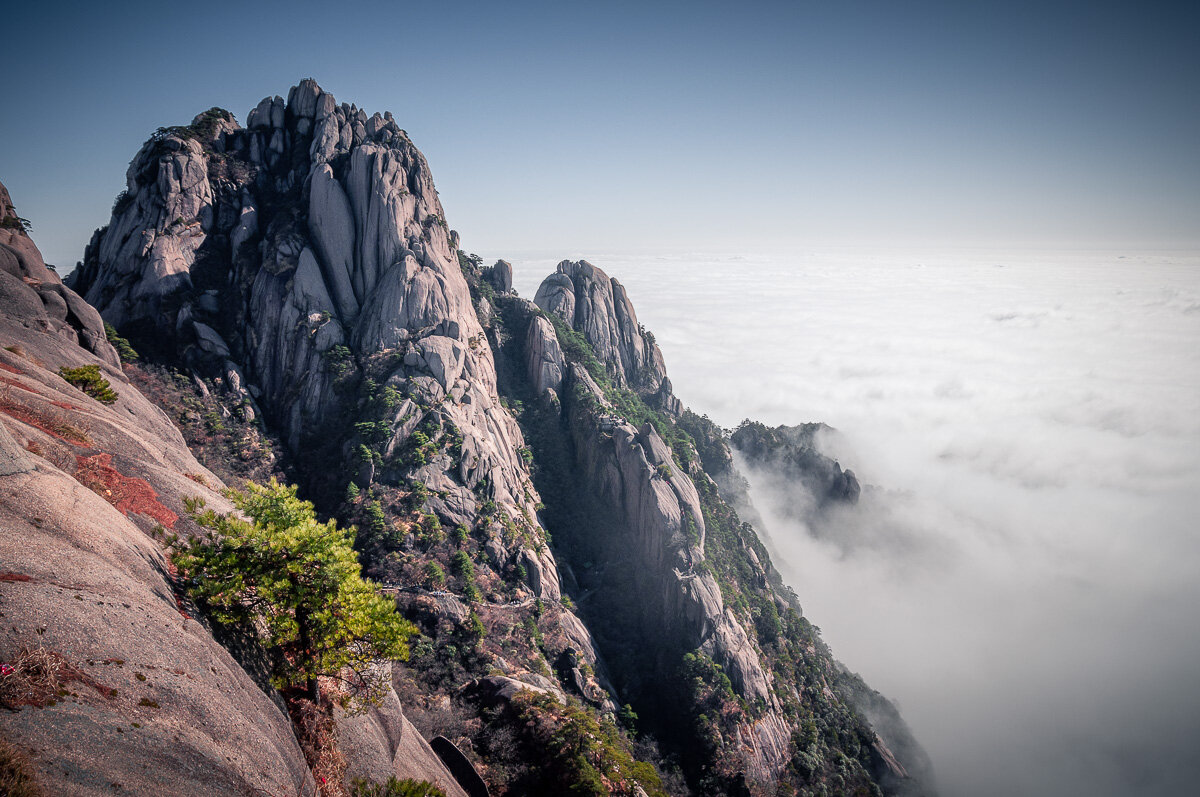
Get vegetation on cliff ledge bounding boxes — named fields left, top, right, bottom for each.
left=459, top=253, right=891, bottom=796
left=171, top=480, right=416, bottom=703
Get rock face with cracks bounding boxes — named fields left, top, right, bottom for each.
left=67, top=80, right=617, bottom=765
left=525, top=313, right=566, bottom=397
left=0, top=178, right=466, bottom=796
left=534, top=259, right=680, bottom=414
left=70, top=80, right=576, bottom=618
left=552, top=357, right=792, bottom=783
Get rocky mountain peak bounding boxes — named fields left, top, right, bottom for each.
left=70, top=79, right=482, bottom=448
left=64, top=78, right=613, bottom=731
left=13, top=77, right=935, bottom=796
left=533, top=259, right=679, bottom=413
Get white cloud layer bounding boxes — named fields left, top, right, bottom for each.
left=507, top=246, right=1200, bottom=797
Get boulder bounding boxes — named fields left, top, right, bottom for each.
left=525, top=314, right=565, bottom=396
left=483, top=259, right=513, bottom=293
left=533, top=260, right=672, bottom=402
left=334, top=669, right=469, bottom=797
left=461, top=675, right=564, bottom=708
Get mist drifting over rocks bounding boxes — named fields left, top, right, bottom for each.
left=504, top=246, right=1200, bottom=796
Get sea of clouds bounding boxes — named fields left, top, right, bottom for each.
left=501, top=246, right=1200, bottom=797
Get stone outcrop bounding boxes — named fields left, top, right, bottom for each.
left=559, top=362, right=789, bottom=780
left=1, top=182, right=118, bottom=367
left=67, top=81, right=611, bottom=736
left=533, top=260, right=673, bottom=406
left=836, top=665, right=939, bottom=797
left=335, top=672, right=469, bottom=797
left=525, top=313, right=566, bottom=397
left=0, top=178, right=468, bottom=796
left=483, top=259, right=512, bottom=294
left=461, top=674, right=565, bottom=708
left=731, top=421, right=861, bottom=508
left=69, top=81, right=569, bottom=600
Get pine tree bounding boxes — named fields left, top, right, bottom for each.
left=172, top=479, right=415, bottom=703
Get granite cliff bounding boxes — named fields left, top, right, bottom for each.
left=0, top=179, right=468, bottom=796
left=469, top=257, right=934, bottom=794
left=1, top=79, right=935, bottom=796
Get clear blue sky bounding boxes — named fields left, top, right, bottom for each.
left=2, top=0, right=1197, bottom=268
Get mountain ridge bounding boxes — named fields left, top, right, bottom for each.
left=4, top=79, right=934, bottom=796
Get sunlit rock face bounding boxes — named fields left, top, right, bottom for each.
left=70, top=79, right=594, bottom=663
left=73, top=80, right=472, bottom=454
left=534, top=259, right=680, bottom=414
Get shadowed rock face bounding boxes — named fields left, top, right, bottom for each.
left=568, top=368, right=779, bottom=702
left=514, top=265, right=936, bottom=793
left=521, top=272, right=794, bottom=779
left=0, top=178, right=469, bottom=797
left=552, top=358, right=791, bottom=783
left=731, top=421, right=861, bottom=508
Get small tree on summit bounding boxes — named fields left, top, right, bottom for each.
left=172, top=479, right=415, bottom=704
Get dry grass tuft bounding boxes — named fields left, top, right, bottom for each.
left=288, top=697, right=349, bottom=797
left=0, top=735, right=44, bottom=797
left=0, top=646, right=115, bottom=709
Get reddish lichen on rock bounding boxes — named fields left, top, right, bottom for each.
left=0, top=392, right=91, bottom=444
left=0, top=572, right=35, bottom=583
left=74, top=453, right=178, bottom=528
